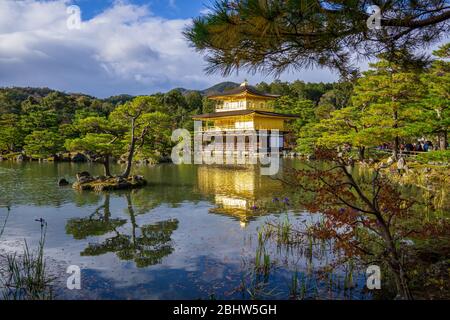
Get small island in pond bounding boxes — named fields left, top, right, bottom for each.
left=72, top=172, right=147, bottom=191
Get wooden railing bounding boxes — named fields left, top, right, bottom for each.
left=195, top=126, right=282, bottom=133
left=369, top=148, right=424, bottom=158
left=197, top=126, right=254, bottom=132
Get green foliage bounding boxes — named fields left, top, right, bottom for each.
left=0, top=81, right=349, bottom=158
left=0, top=88, right=177, bottom=161
left=420, top=44, right=450, bottom=150
left=23, top=130, right=64, bottom=158
left=185, top=91, right=203, bottom=113
left=73, top=116, right=117, bottom=135
left=298, top=100, right=366, bottom=154
left=20, top=110, right=59, bottom=133
left=0, top=114, right=25, bottom=152
left=65, top=133, right=122, bottom=158
left=110, top=96, right=159, bottom=123
left=416, top=151, right=450, bottom=164
left=163, top=90, right=188, bottom=124
left=256, top=80, right=351, bottom=144
left=0, top=88, right=52, bottom=114
left=273, top=96, right=316, bottom=132
left=4, top=56, right=443, bottom=163
left=137, top=112, right=173, bottom=160
left=296, top=48, right=449, bottom=158
left=66, top=115, right=125, bottom=175
left=317, top=82, right=354, bottom=113
left=0, top=87, right=119, bottom=157
left=102, top=94, right=134, bottom=107
left=351, top=57, right=427, bottom=146
left=201, top=96, right=215, bottom=114
left=257, top=80, right=335, bottom=104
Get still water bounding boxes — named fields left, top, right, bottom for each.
left=0, top=161, right=369, bottom=300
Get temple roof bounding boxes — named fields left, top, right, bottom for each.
left=192, top=109, right=298, bottom=119
left=208, top=81, right=280, bottom=100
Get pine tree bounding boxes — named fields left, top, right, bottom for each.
left=65, top=116, right=124, bottom=177
left=351, top=54, right=427, bottom=159
left=422, top=43, right=450, bottom=150
left=186, top=1, right=449, bottom=76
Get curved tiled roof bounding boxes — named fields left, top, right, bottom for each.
left=208, top=83, right=280, bottom=99
left=192, top=110, right=298, bottom=119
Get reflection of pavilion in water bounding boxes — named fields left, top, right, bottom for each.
left=196, top=165, right=283, bottom=228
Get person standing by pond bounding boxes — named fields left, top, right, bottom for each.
left=397, top=157, right=407, bottom=175
left=405, top=143, right=413, bottom=153
left=414, top=142, right=423, bottom=152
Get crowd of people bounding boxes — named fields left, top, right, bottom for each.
left=377, top=140, right=436, bottom=153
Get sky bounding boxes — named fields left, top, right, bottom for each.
left=0, top=0, right=346, bottom=97
left=0, top=0, right=444, bottom=98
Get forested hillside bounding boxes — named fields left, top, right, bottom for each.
left=3, top=48, right=446, bottom=164
left=0, top=80, right=340, bottom=160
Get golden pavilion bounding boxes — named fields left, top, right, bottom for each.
left=193, top=81, right=298, bottom=152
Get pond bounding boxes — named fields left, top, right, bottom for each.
left=0, top=161, right=370, bottom=300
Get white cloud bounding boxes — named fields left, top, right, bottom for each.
left=0, top=0, right=340, bottom=98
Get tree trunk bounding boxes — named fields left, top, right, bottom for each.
left=121, top=119, right=136, bottom=178
left=392, top=102, right=399, bottom=160
left=126, top=194, right=137, bottom=246
left=393, top=136, right=400, bottom=160
left=103, top=155, right=111, bottom=177
left=342, top=164, right=413, bottom=299
left=358, top=146, right=365, bottom=161
left=438, top=131, right=447, bottom=150
left=378, top=220, right=413, bottom=300
left=103, top=194, right=111, bottom=222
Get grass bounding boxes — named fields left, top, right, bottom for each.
left=276, top=214, right=292, bottom=245
left=0, top=206, right=10, bottom=239
left=0, top=219, right=54, bottom=300
left=252, top=214, right=370, bottom=300
left=416, top=150, right=450, bottom=164
left=255, top=226, right=273, bottom=278
left=288, top=270, right=299, bottom=299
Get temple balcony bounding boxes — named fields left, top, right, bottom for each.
left=193, top=123, right=289, bottom=133
left=215, top=100, right=272, bottom=113
left=195, top=125, right=253, bottom=133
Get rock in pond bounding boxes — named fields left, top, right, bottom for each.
left=71, top=153, right=88, bottom=162
left=58, top=178, right=70, bottom=186
left=76, top=171, right=94, bottom=184
left=16, top=154, right=27, bottom=161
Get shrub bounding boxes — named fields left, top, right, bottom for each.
left=416, top=150, right=450, bottom=164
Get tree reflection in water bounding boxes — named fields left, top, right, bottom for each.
left=66, top=193, right=179, bottom=268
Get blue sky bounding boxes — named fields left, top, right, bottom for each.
left=0, top=0, right=347, bottom=97
left=0, top=0, right=348, bottom=97
left=72, top=0, right=208, bottom=20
